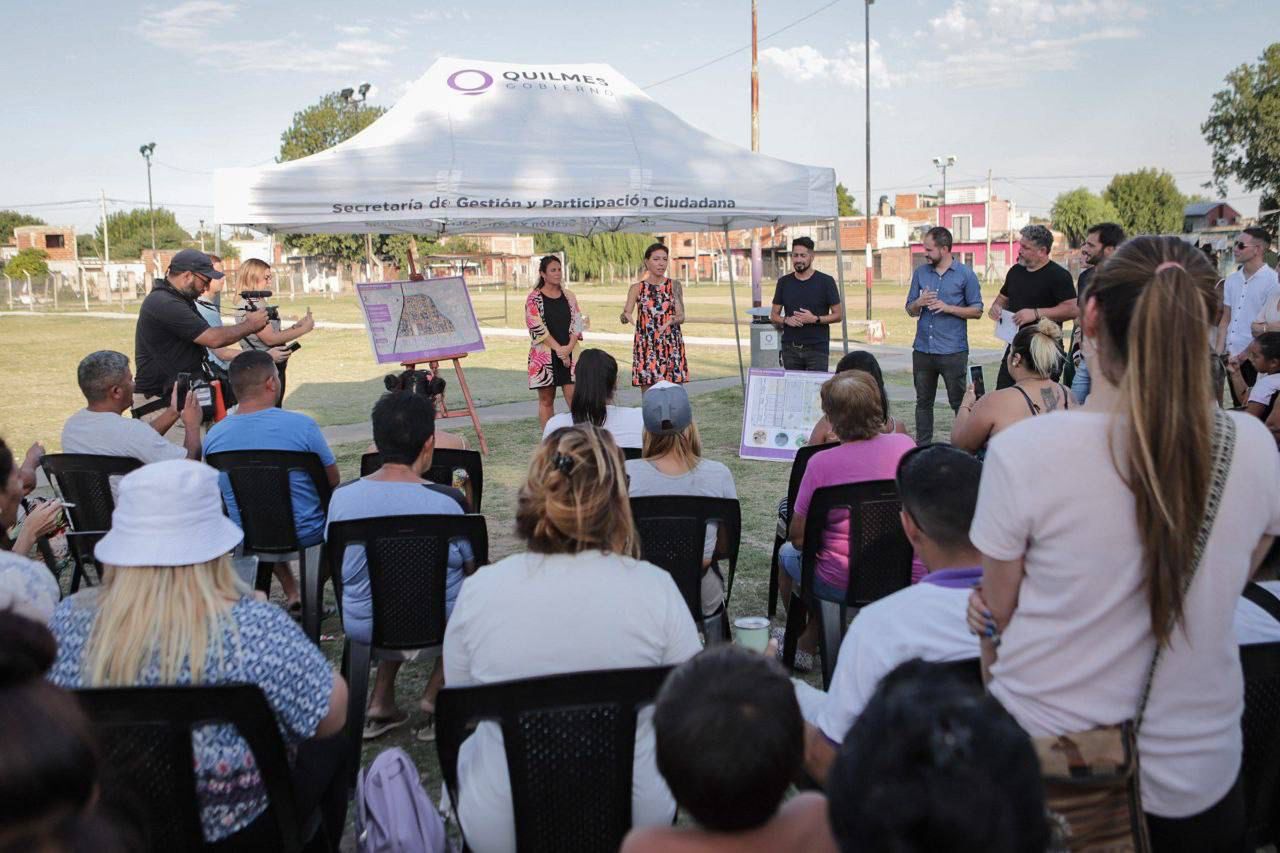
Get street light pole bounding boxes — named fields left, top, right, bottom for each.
left=139, top=142, right=156, bottom=254
left=864, top=0, right=873, bottom=322
left=199, top=219, right=205, bottom=252
left=933, top=154, right=957, bottom=231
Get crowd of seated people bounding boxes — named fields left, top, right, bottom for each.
left=7, top=229, right=1280, bottom=852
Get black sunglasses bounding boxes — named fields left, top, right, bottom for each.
left=1236, top=241, right=1251, bottom=250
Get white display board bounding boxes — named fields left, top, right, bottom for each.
left=355, top=275, right=485, bottom=364
left=739, top=367, right=832, bottom=461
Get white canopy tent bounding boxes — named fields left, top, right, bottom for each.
left=214, top=58, right=842, bottom=386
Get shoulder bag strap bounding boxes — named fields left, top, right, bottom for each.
left=1243, top=582, right=1280, bottom=625
left=1134, top=409, right=1237, bottom=732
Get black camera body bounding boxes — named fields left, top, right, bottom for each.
left=175, top=371, right=217, bottom=423
left=241, top=290, right=280, bottom=322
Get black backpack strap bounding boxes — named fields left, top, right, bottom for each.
left=1243, top=582, right=1280, bottom=625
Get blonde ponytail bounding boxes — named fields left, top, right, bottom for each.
left=1008, top=317, right=1063, bottom=380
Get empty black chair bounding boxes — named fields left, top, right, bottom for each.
left=781, top=479, right=913, bottom=688
left=629, top=496, right=740, bottom=641
left=40, top=453, right=142, bottom=591
left=204, top=450, right=333, bottom=644
left=769, top=442, right=837, bottom=618
left=360, top=447, right=484, bottom=511
left=1241, top=636, right=1280, bottom=847
left=76, top=684, right=302, bottom=852
left=326, top=513, right=489, bottom=786
left=435, top=666, right=672, bottom=853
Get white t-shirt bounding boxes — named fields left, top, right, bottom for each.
left=542, top=405, right=645, bottom=448
left=61, top=409, right=186, bottom=464
left=1249, top=372, right=1280, bottom=408
left=443, top=549, right=702, bottom=853
left=806, top=577, right=979, bottom=744
left=1224, top=264, right=1280, bottom=356
left=971, top=410, right=1280, bottom=818
left=1234, top=581, right=1280, bottom=645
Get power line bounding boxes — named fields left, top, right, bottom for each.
left=642, top=0, right=844, bottom=90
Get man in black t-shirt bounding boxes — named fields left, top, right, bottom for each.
left=986, top=224, right=1077, bottom=389
left=770, top=237, right=843, bottom=371
left=132, top=249, right=268, bottom=433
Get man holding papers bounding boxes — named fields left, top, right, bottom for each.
left=986, top=224, right=1077, bottom=389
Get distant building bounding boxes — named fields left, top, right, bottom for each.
left=1183, top=201, right=1241, bottom=234
left=13, top=225, right=78, bottom=274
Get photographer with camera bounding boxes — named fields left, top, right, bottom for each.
left=133, top=250, right=268, bottom=442
left=194, top=254, right=292, bottom=408
left=235, top=259, right=315, bottom=407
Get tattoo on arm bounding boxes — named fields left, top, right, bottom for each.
left=1039, top=387, right=1060, bottom=413
left=672, top=280, right=685, bottom=321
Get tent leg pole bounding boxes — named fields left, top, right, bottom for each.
left=724, top=226, right=746, bottom=393
left=833, top=212, right=849, bottom=355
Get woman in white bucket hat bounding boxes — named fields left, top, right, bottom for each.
left=47, top=459, right=350, bottom=848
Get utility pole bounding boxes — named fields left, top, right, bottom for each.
left=985, top=169, right=993, bottom=282
left=932, top=155, right=956, bottom=230
left=749, top=0, right=762, bottom=307
left=99, top=190, right=110, bottom=265
left=139, top=142, right=157, bottom=254
left=199, top=219, right=206, bottom=252
left=864, top=0, right=874, bottom=321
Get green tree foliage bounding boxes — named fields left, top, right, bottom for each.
left=1103, top=169, right=1186, bottom=236
left=1202, top=44, right=1280, bottom=233
left=94, top=208, right=190, bottom=259
left=836, top=182, right=862, bottom=217
left=76, top=234, right=98, bottom=258
left=0, top=211, right=45, bottom=244
left=277, top=93, right=388, bottom=260
left=4, top=248, right=49, bottom=278
left=533, top=233, right=657, bottom=282
left=1050, top=188, right=1122, bottom=247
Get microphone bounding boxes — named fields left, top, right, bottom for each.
left=240, top=290, right=274, bottom=299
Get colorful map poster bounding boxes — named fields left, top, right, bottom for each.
left=356, top=276, right=485, bottom=364
left=739, top=367, right=832, bottom=461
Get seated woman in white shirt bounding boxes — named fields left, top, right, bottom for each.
left=541, top=349, right=644, bottom=449
left=443, top=424, right=702, bottom=853
left=967, top=236, right=1280, bottom=851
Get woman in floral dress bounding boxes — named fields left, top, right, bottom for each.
left=621, top=243, right=688, bottom=388
left=526, top=255, right=584, bottom=428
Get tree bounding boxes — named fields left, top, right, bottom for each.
left=76, top=234, right=98, bottom=258
left=1202, top=43, right=1280, bottom=233
left=1103, top=169, right=1185, bottom=236
left=1050, top=187, right=1121, bottom=247
left=277, top=93, right=388, bottom=261
left=4, top=248, right=49, bottom=278
left=0, top=211, right=45, bottom=244
left=533, top=233, right=656, bottom=281
left=835, top=182, right=862, bottom=217
left=95, top=208, right=190, bottom=259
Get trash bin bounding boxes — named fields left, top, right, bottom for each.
left=747, top=307, right=778, bottom=369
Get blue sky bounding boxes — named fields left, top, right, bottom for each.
left=3, top=0, right=1271, bottom=236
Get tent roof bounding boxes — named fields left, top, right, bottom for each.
left=214, top=58, right=836, bottom=236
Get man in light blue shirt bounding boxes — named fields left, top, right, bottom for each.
left=905, top=227, right=983, bottom=443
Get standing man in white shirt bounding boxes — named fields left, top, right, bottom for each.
left=62, top=350, right=202, bottom=462
left=1219, top=227, right=1279, bottom=406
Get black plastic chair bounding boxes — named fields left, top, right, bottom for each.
left=40, top=453, right=143, bottom=591
left=204, top=450, right=334, bottom=644
left=360, top=447, right=484, bottom=511
left=629, top=496, right=740, bottom=641
left=769, top=442, right=837, bottom=618
left=435, top=666, right=673, bottom=853
left=781, top=479, right=913, bottom=688
left=1241, top=639, right=1280, bottom=847
left=76, top=684, right=303, bottom=852
left=326, top=513, right=489, bottom=787
left=621, top=446, right=643, bottom=461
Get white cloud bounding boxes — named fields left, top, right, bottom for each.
left=414, top=8, right=471, bottom=23
left=337, top=24, right=370, bottom=35
left=140, top=0, right=238, bottom=43
left=761, top=39, right=898, bottom=89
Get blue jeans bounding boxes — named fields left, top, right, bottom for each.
left=1071, top=356, right=1091, bottom=404
left=779, top=543, right=845, bottom=602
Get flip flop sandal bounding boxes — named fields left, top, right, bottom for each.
left=363, top=710, right=410, bottom=740
left=415, top=713, right=436, bottom=743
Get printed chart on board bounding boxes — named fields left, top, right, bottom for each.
left=739, top=368, right=833, bottom=461
left=355, top=276, right=485, bottom=364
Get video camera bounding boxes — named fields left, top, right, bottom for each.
left=174, top=371, right=217, bottom=423
left=241, top=290, right=279, bottom=322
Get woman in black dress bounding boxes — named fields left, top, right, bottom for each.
left=525, top=256, right=584, bottom=428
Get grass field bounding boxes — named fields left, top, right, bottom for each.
left=6, top=300, right=957, bottom=841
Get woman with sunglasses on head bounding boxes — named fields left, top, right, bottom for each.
left=235, top=259, right=316, bottom=407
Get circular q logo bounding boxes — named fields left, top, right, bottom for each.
left=447, top=69, right=493, bottom=96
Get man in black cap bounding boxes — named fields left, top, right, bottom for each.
left=132, top=249, right=268, bottom=435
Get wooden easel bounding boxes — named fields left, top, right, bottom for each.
left=403, top=243, right=489, bottom=455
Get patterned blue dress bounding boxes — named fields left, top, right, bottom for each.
left=48, top=592, right=334, bottom=842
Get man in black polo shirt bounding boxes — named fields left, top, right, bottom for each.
left=133, top=249, right=268, bottom=435
left=770, top=237, right=843, bottom=371
left=986, top=224, right=1077, bottom=389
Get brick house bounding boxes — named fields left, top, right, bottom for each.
left=13, top=226, right=78, bottom=275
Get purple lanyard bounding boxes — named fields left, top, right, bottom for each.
left=920, top=567, right=982, bottom=589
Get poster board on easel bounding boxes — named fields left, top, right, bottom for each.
left=355, top=275, right=485, bottom=364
